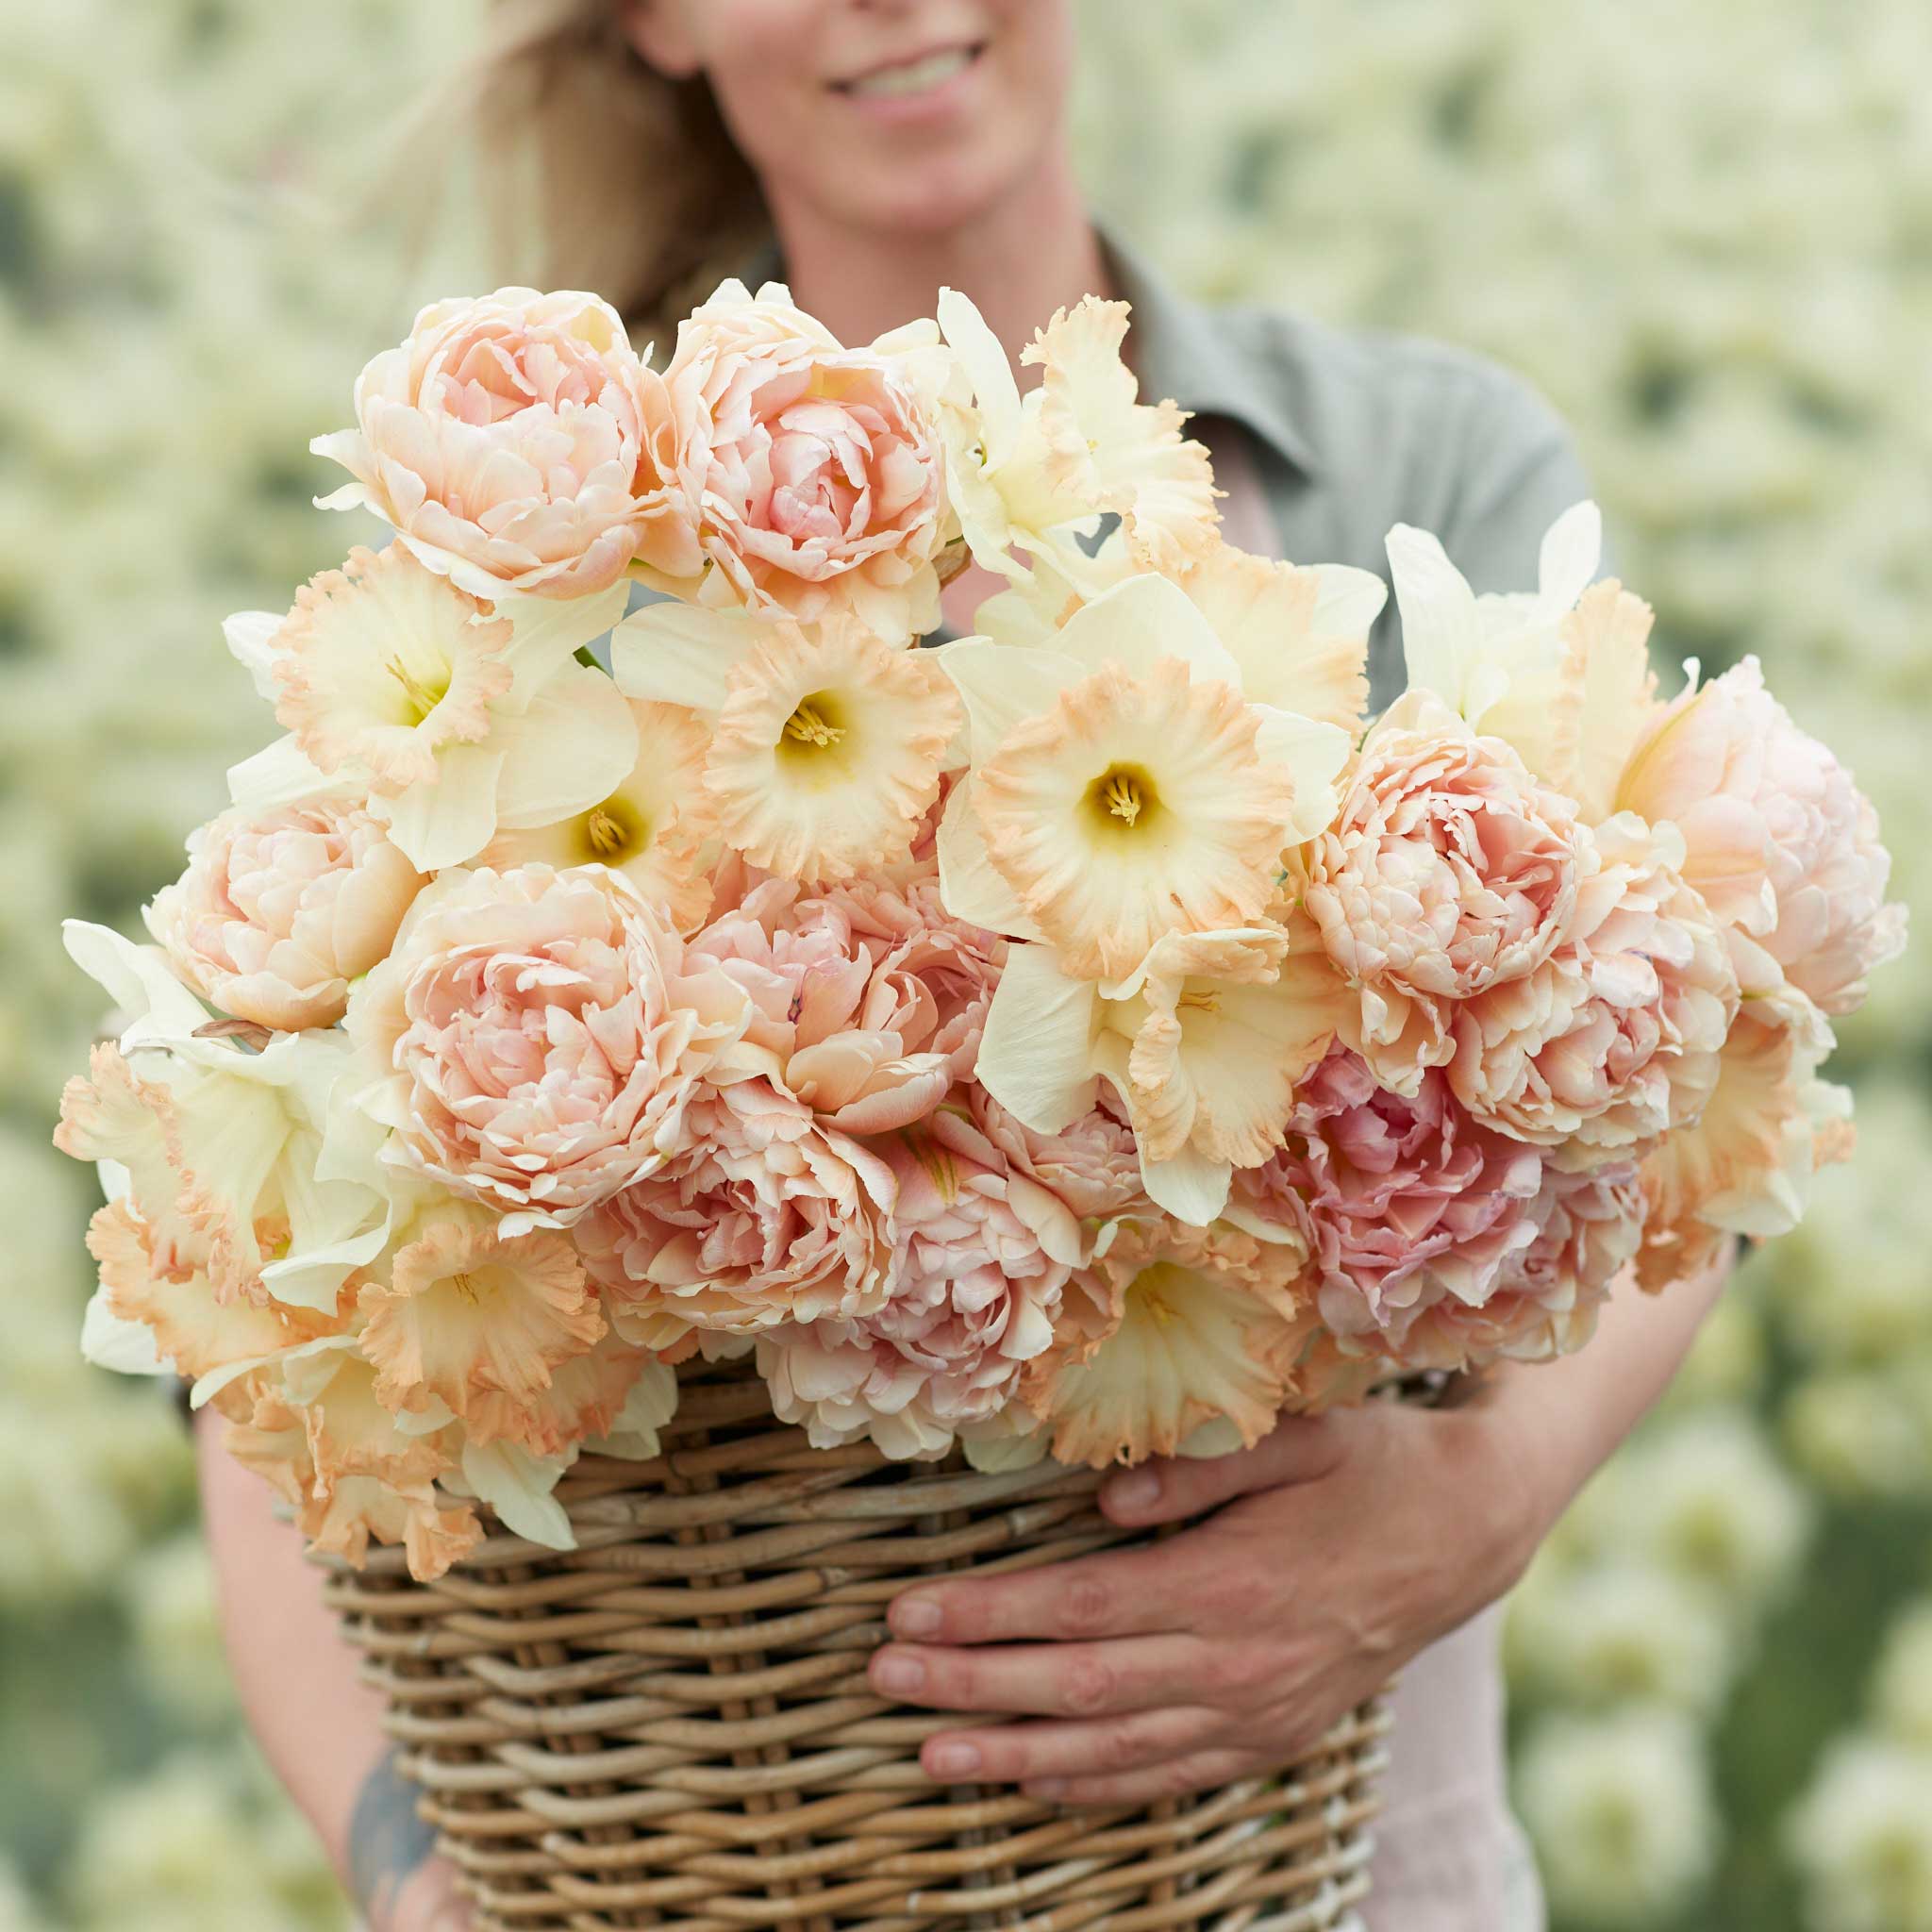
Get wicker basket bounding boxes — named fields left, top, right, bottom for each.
left=310, top=1361, right=1392, bottom=1930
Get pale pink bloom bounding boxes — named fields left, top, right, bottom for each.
left=1616, top=657, right=1907, bottom=1014
left=1369, top=1160, right=1644, bottom=1374
left=758, top=1108, right=1074, bottom=1458
left=1449, top=815, right=1739, bottom=1164
left=691, top=868, right=1003, bottom=1133
left=577, top=1077, right=897, bottom=1351
left=313, top=287, right=697, bottom=598
left=1019, top=1217, right=1306, bottom=1467
left=966, top=1082, right=1150, bottom=1236
left=1228, top=1046, right=1546, bottom=1337
left=1300, top=691, right=1587, bottom=1093
left=145, top=794, right=424, bottom=1031
left=662, top=280, right=954, bottom=637
left=344, top=864, right=750, bottom=1230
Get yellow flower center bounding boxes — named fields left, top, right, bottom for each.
left=1175, top=987, right=1221, bottom=1015
left=385, top=656, right=449, bottom=725
left=450, top=1271, right=480, bottom=1306
left=578, top=795, right=646, bottom=864
left=783, top=694, right=846, bottom=749
left=1084, top=762, right=1161, bottom=835
left=1127, top=1259, right=1197, bottom=1329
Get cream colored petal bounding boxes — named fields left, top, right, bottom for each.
left=938, top=286, right=1024, bottom=461
left=226, top=733, right=337, bottom=815
left=936, top=636, right=1083, bottom=766
left=934, top=782, right=1045, bottom=941
left=1387, top=523, right=1488, bottom=716
left=1053, top=572, right=1241, bottom=689
left=497, top=578, right=634, bottom=703
left=374, top=743, right=507, bottom=871
left=457, top=1438, right=576, bottom=1550
left=976, top=943, right=1102, bottom=1135
left=492, top=663, right=640, bottom=829
left=1537, top=500, right=1604, bottom=608
left=608, top=602, right=770, bottom=714
left=1249, top=706, right=1350, bottom=842
left=1138, top=1137, right=1232, bottom=1224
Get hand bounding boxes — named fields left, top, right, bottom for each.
left=867, top=1399, right=1548, bottom=1806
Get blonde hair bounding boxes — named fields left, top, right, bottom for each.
left=450, top=0, right=772, bottom=350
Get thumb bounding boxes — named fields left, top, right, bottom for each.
left=1099, top=1413, right=1345, bottom=1526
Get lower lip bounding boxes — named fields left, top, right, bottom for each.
left=833, top=48, right=983, bottom=125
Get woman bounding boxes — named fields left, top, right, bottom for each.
left=199, top=4, right=1735, bottom=1927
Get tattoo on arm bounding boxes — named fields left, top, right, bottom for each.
left=346, top=1744, right=440, bottom=1923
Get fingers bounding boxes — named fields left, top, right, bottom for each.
left=1099, top=1413, right=1347, bottom=1527
left=888, top=1544, right=1192, bottom=1645
left=914, top=1706, right=1223, bottom=1787
left=870, top=1633, right=1212, bottom=1719
left=1024, top=1748, right=1257, bottom=1807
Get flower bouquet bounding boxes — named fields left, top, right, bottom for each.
left=55, top=281, right=1905, bottom=1927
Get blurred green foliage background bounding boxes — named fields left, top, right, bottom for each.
left=1, top=3, right=1926, bottom=1927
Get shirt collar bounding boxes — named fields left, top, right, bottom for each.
left=736, top=226, right=1321, bottom=480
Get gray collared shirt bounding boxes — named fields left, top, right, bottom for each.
left=1100, top=233, right=1599, bottom=709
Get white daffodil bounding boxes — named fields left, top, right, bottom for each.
left=610, top=602, right=959, bottom=885
left=935, top=570, right=1349, bottom=981
left=975, top=924, right=1344, bottom=1224
left=936, top=289, right=1220, bottom=579
left=225, top=544, right=637, bottom=872
left=1387, top=499, right=1666, bottom=823
left=55, top=921, right=392, bottom=1321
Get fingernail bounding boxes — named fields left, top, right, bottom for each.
left=928, top=1740, right=981, bottom=1778
left=1108, top=1469, right=1160, bottom=1515
left=874, top=1652, right=926, bottom=1695
left=1029, top=1776, right=1068, bottom=1799
left=893, top=1594, right=943, bottom=1638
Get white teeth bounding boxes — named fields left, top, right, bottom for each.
left=846, top=47, right=974, bottom=100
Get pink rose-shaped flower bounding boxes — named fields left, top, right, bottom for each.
left=663, top=279, right=954, bottom=637
left=577, top=1077, right=897, bottom=1350
left=1300, top=691, right=1587, bottom=1094
left=146, top=795, right=425, bottom=1031
left=313, top=288, right=699, bottom=598
left=345, top=864, right=748, bottom=1228
left=1229, top=1046, right=1546, bottom=1337
left=1616, top=656, right=1907, bottom=1013
left=691, top=869, right=1003, bottom=1133
left=968, top=1081, right=1151, bottom=1233
left=1449, top=814, right=1739, bottom=1164
left=758, top=1108, right=1074, bottom=1457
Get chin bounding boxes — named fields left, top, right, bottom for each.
left=841, top=147, right=1036, bottom=239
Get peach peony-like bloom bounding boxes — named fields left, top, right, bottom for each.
left=1018, top=1217, right=1305, bottom=1467
left=343, top=864, right=750, bottom=1231
left=1298, top=691, right=1588, bottom=1095
left=145, top=794, right=424, bottom=1032
left=658, top=280, right=955, bottom=637
left=1449, top=814, right=1739, bottom=1164
left=758, top=1108, right=1075, bottom=1457
left=1615, top=657, right=1907, bottom=1014
left=358, top=1204, right=607, bottom=1446
left=966, top=1082, right=1150, bottom=1239
left=577, top=1076, right=898, bottom=1351
left=1228, top=1047, right=1547, bottom=1330
left=691, top=869, right=1003, bottom=1133
left=313, top=287, right=697, bottom=599
left=483, top=697, right=716, bottom=931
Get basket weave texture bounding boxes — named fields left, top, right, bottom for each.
left=311, top=1361, right=1391, bottom=1931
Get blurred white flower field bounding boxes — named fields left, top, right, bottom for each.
left=0, top=2, right=1924, bottom=1927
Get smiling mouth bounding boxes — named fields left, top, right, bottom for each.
left=834, top=43, right=983, bottom=101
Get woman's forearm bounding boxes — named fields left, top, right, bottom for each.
left=1474, top=1240, right=1736, bottom=1545
left=192, top=1407, right=448, bottom=1924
